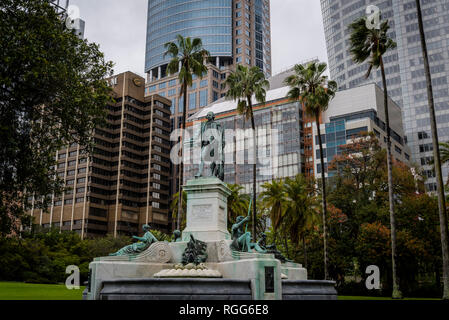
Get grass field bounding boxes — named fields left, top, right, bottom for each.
left=0, top=282, right=85, bottom=300
left=0, top=282, right=441, bottom=300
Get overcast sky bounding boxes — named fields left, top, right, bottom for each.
left=70, top=0, right=328, bottom=78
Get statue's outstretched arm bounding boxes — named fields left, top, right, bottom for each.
left=133, top=235, right=146, bottom=242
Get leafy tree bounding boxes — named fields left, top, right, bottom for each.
left=348, top=14, right=401, bottom=299
left=284, top=61, right=337, bottom=279
left=324, top=131, right=443, bottom=296
left=164, top=35, right=210, bottom=230
left=225, top=65, right=270, bottom=240
left=0, top=0, right=114, bottom=236
left=149, top=229, right=171, bottom=242
left=226, top=184, right=249, bottom=227
left=85, top=234, right=131, bottom=258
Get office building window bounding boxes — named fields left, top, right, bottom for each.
left=77, top=177, right=86, bottom=184
left=189, top=92, right=196, bottom=110
left=200, top=89, right=208, bottom=107
left=171, top=98, right=176, bottom=114
left=200, top=79, right=208, bottom=88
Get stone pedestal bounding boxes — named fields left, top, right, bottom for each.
left=182, top=177, right=231, bottom=242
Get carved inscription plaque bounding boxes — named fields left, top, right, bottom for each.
left=191, top=204, right=213, bottom=226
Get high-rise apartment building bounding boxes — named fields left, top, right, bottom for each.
left=29, top=72, right=172, bottom=238
left=320, top=0, right=449, bottom=190
left=144, top=0, right=272, bottom=195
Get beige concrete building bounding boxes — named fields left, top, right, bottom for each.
left=29, top=72, right=172, bottom=238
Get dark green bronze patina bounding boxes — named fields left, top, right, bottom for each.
left=265, top=243, right=292, bottom=263
left=230, top=215, right=266, bottom=253
left=109, top=224, right=158, bottom=256
left=173, top=230, right=182, bottom=242
left=195, top=111, right=225, bottom=181
left=182, top=234, right=208, bottom=265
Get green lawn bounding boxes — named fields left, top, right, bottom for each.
left=338, top=295, right=440, bottom=300
left=0, top=282, right=84, bottom=300
left=0, top=282, right=441, bottom=301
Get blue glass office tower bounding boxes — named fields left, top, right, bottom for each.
left=146, top=0, right=233, bottom=76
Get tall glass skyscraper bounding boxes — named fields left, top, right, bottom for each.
left=146, top=0, right=234, bottom=75
left=145, top=0, right=272, bottom=80
left=320, top=0, right=449, bottom=190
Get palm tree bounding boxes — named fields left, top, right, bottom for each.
left=225, top=65, right=270, bottom=239
left=260, top=179, right=287, bottom=242
left=170, top=190, right=187, bottom=230
left=284, top=174, right=319, bottom=269
left=226, top=184, right=249, bottom=226
left=348, top=15, right=401, bottom=298
left=164, top=35, right=210, bottom=230
left=440, top=142, right=449, bottom=165
left=415, top=0, right=449, bottom=300
left=284, top=62, right=337, bottom=280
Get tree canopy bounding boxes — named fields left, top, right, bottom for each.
left=0, top=0, right=114, bottom=235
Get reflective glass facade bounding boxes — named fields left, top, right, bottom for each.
left=145, top=0, right=233, bottom=72
left=320, top=0, right=449, bottom=190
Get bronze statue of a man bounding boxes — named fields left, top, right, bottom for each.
left=230, top=215, right=266, bottom=253
left=195, top=111, right=225, bottom=180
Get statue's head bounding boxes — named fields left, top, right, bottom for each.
left=142, top=224, right=150, bottom=231
left=173, top=230, right=181, bottom=238
left=236, top=216, right=245, bottom=223
left=206, top=111, right=215, bottom=121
